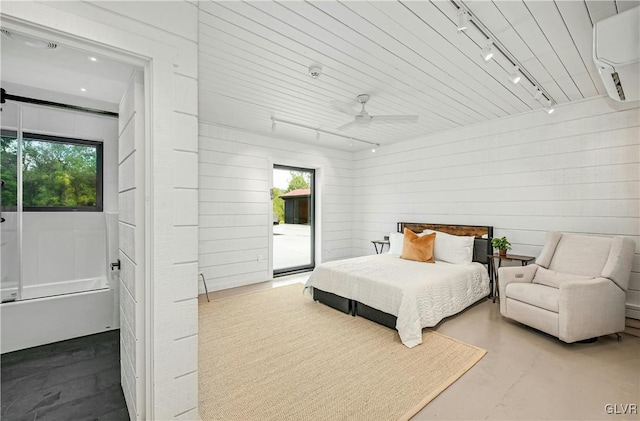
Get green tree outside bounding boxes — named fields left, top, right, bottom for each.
left=272, top=171, right=311, bottom=223
left=272, top=187, right=284, bottom=223
left=1, top=136, right=98, bottom=208
left=285, top=172, right=310, bottom=193
left=1, top=136, right=18, bottom=207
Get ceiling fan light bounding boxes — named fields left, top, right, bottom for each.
left=508, top=66, right=521, bottom=84
left=457, top=9, right=469, bottom=31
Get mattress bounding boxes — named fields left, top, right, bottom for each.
left=305, top=253, right=490, bottom=348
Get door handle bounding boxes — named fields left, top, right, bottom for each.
left=110, top=259, right=121, bottom=270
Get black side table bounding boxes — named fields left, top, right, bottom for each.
left=488, top=253, right=535, bottom=303
left=371, top=240, right=390, bottom=254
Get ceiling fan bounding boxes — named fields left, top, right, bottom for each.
left=330, top=94, right=419, bottom=131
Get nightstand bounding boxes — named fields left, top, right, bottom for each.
left=488, top=253, right=535, bottom=303
left=371, top=240, right=390, bottom=254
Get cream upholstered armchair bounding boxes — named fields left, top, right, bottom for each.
left=498, top=232, right=635, bottom=343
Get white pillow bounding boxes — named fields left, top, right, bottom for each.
left=422, top=229, right=475, bottom=264
left=388, top=232, right=404, bottom=255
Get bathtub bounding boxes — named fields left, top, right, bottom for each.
left=1, top=276, right=109, bottom=302
left=0, top=280, right=119, bottom=354
left=0, top=212, right=121, bottom=354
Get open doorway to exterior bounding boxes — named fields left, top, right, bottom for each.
left=272, top=165, right=315, bottom=276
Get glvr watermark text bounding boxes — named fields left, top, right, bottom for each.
left=605, top=404, right=637, bottom=415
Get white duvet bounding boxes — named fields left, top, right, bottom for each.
left=305, top=254, right=490, bottom=348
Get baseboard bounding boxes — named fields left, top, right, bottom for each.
left=624, top=325, right=640, bottom=337
left=625, top=304, right=640, bottom=320
left=625, top=317, right=640, bottom=329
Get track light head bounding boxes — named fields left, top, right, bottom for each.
left=481, top=40, right=494, bottom=62
left=457, top=9, right=469, bottom=32
left=508, top=66, right=521, bottom=84
left=533, top=89, right=543, bottom=100
left=545, top=100, right=555, bottom=114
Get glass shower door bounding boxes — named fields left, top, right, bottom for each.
left=1, top=129, right=20, bottom=302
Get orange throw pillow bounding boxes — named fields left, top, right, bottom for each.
left=400, top=229, right=436, bottom=263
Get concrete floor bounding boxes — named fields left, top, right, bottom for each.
left=421, top=301, right=640, bottom=420
left=200, top=275, right=640, bottom=420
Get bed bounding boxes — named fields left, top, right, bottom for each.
left=305, top=223, right=493, bottom=348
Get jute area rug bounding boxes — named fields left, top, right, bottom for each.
left=199, top=285, right=486, bottom=421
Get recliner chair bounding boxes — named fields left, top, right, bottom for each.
left=498, top=231, right=635, bottom=343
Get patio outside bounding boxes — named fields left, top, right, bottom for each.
left=273, top=223, right=312, bottom=269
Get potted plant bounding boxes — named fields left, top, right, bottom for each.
left=492, top=236, right=511, bottom=257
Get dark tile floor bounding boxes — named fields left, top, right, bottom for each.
left=1, top=330, right=128, bottom=421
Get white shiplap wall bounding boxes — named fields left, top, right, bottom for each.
left=118, top=72, right=146, bottom=420
left=197, top=123, right=354, bottom=291
left=352, top=96, right=640, bottom=318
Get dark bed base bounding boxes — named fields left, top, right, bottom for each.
left=355, top=302, right=397, bottom=330
left=312, top=288, right=353, bottom=315
left=313, top=288, right=398, bottom=330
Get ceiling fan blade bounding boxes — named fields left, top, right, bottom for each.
left=371, top=115, right=419, bottom=123
left=335, top=120, right=357, bottom=131
left=330, top=100, right=359, bottom=116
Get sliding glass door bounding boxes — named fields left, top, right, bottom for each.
left=272, top=165, right=315, bottom=276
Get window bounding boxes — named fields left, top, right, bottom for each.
left=0, top=131, right=103, bottom=211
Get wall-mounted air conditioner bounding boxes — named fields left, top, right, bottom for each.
left=593, top=7, right=639, bottom=102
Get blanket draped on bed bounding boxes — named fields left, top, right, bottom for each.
left=305, top=254, right=490, bottom=348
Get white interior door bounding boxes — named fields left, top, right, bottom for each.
left=118, top=71, right=146, bottom=420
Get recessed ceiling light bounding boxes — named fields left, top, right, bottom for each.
left=89, top=57, right=97, bottom=62
left=80, top=88, right=87, bottom=92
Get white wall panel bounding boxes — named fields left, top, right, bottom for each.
left=3, top=2, right=200, bottom=419
left=197, top=123, right=354, bottom=291
left=174, top=112, right=199, bottom=152
left=87, top=1, right=198, bottom=42
left=352, top=97, right=640, bottom=318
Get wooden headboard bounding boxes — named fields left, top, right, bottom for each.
left=397, top=222, right=493, bottom=265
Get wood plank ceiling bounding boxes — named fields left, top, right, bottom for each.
left=198, top=0, right=638, bottom=151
